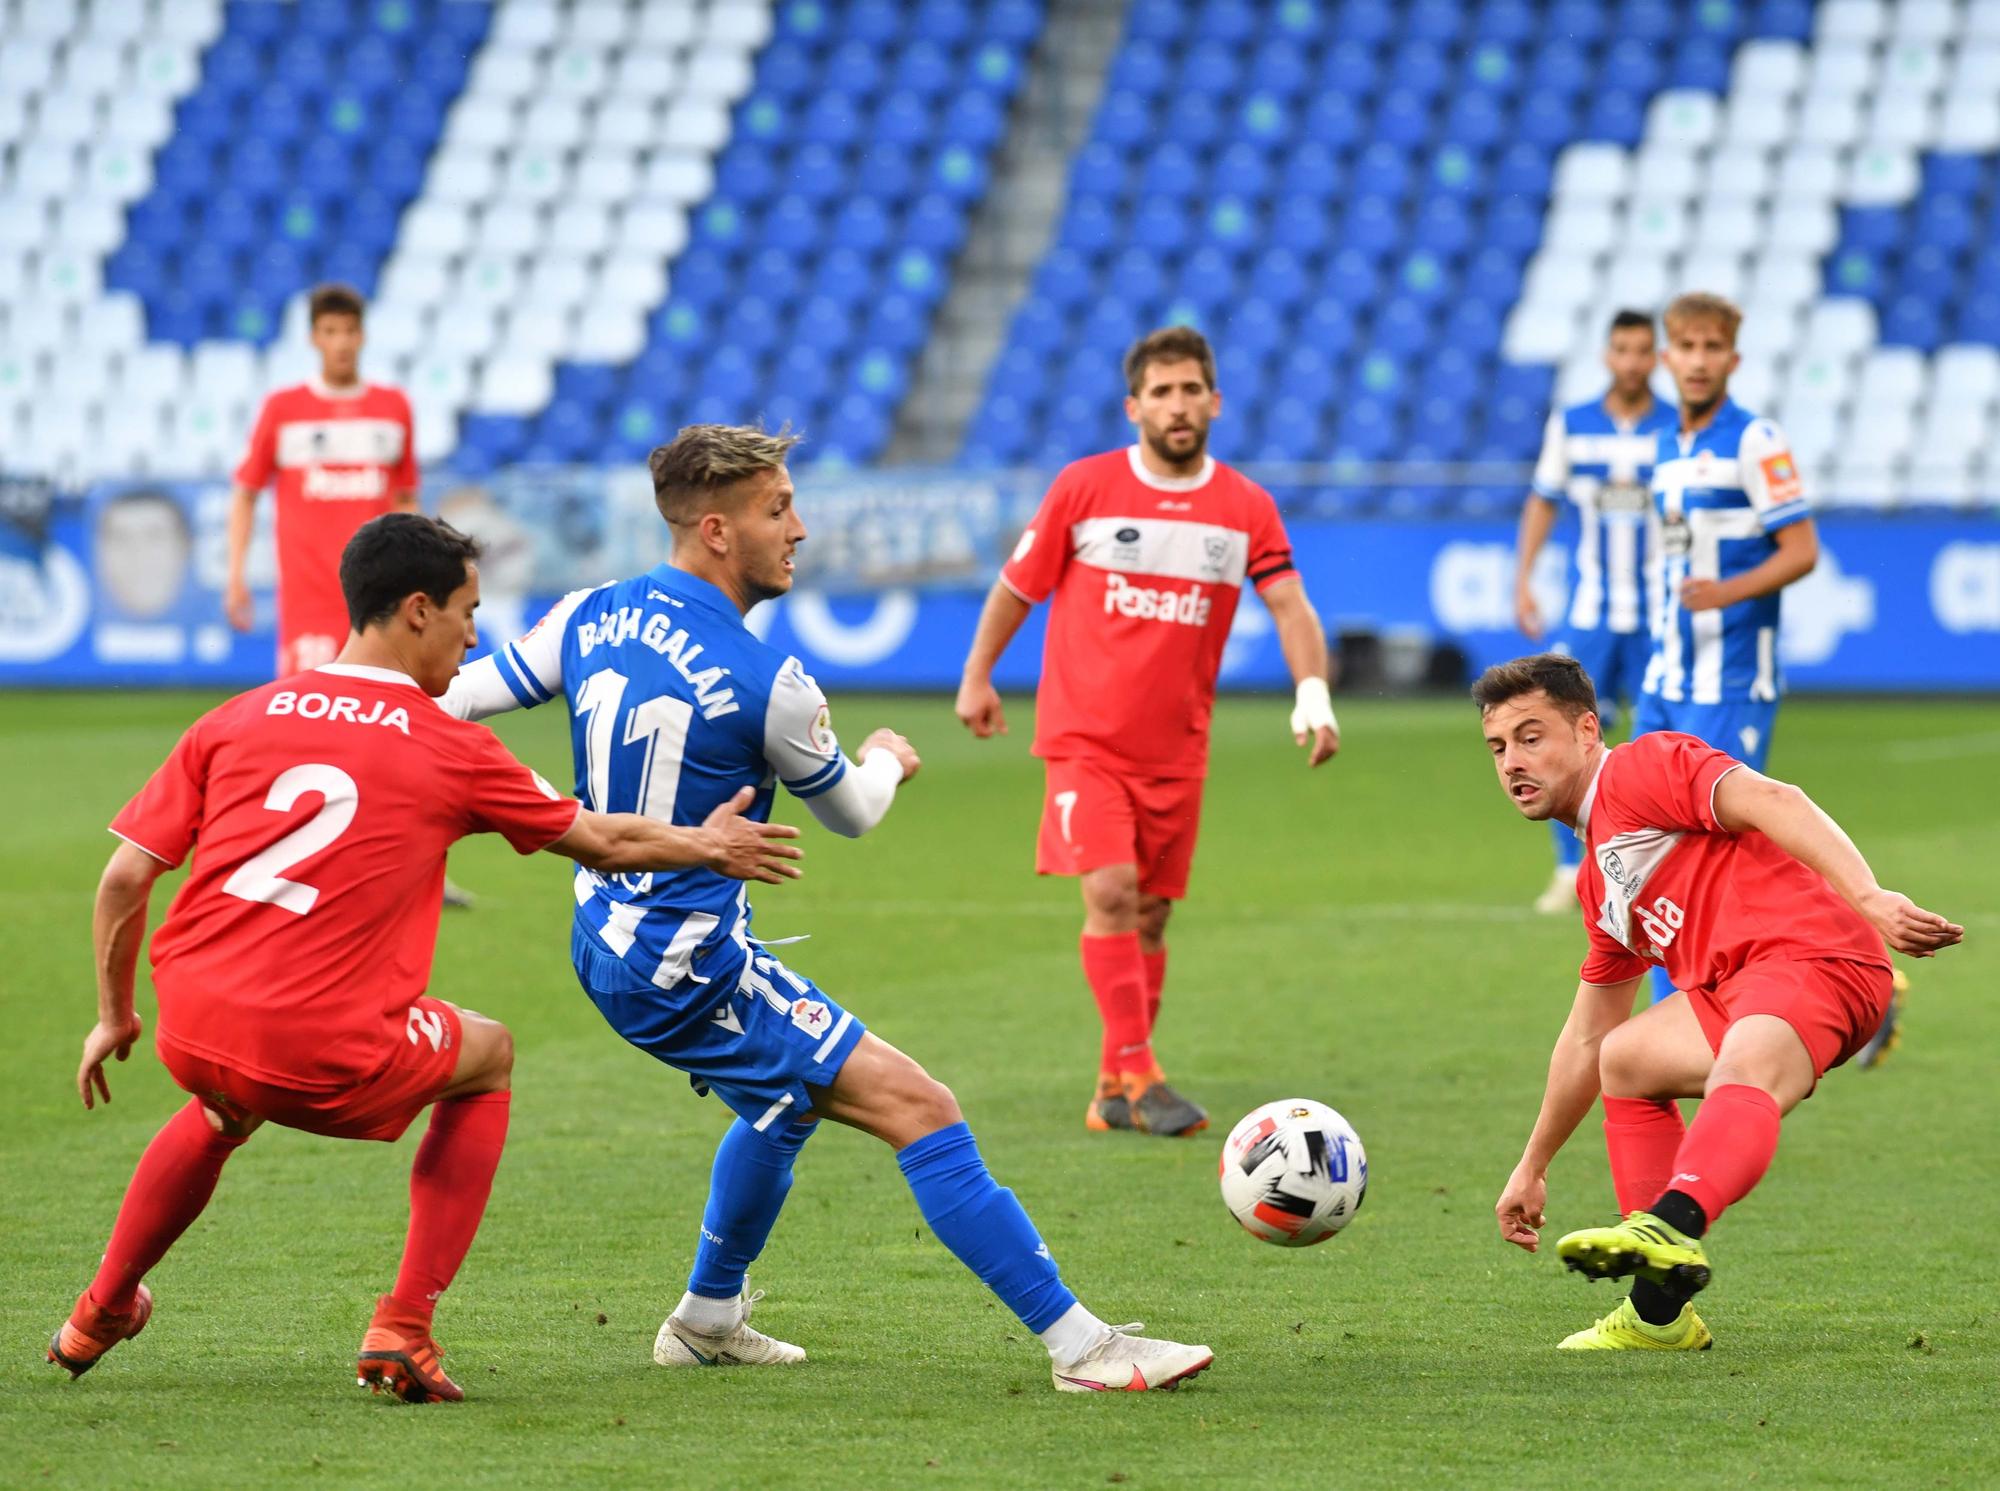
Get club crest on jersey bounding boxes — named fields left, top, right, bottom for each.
left=789, top=998, right=832, bottom=1037
left=266, top=689, right=410, bottom=734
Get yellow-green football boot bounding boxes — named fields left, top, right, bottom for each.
left=1558, top=1296, right=1713, bottom=1351
left=1556, top=1211, right=1712, bottom=1294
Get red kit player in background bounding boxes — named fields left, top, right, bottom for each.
left=224, top=283, right=418, bottom=676
left=955, top=327, right=1341, bottom=1138
left=50, top=514, right=802, bottom=1402
left=1476, top=653, right=1960, bottom=1351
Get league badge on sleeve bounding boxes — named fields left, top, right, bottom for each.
left=1760, top=452, right=1802, bottom=504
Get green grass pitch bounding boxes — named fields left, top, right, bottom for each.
left=1, top=689, right=1994, bottom=1488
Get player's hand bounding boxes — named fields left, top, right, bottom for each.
left=223, top=578, right=254, bottom=632
left=1494, top=1162, right=1548, bottom=1253
left=861, top=728, right=921, bottom=782
left=1858, top=888, right=1964, bottom=958
left=1515, top=582, right=1544, bottom=641
left=954, top=677, right=1006, bottom=738
left=1290, top=678, right=1339, bottom=768
left=1678, top=577, right=1732, bottom=612
left=700, top=788, right=804, bottom=885
left=78, top=1013, right=143, bottom=1110
left=1297, top=721, right=1340, bottom=767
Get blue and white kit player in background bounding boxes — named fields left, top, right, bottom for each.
left=1514, top=308, right=1677, bottom=914
left=1637, top=292, right=1897, bottom=1059
left=443, top=424, right=1214, bottom=1392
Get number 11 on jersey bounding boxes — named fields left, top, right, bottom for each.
left=574, top=668, right=695, bottom=819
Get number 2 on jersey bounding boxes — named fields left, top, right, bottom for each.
left=574, top=668, right=695, bottom=818
left=222, top=763, right=358, bottom=916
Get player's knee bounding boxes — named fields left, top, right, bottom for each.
left=1081, top=870, right=1141, bottom=927
left=902, top=1068, right=962, bottom=1133
left=1138, top=897, right=1172, bottom=944
left=1597, top=1029, right=1649, bottom=1098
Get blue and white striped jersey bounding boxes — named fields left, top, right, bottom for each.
left=1643, top=399, right=1812, bottom=706
left=448, top=564, right=849, bottom=1000
left=1531, top=395, right=1678, bottom=635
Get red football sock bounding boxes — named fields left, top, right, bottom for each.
left=1662, top=1084, right=1781, bottom=1227
left=1601, top=1095, right=1686, bottom=1216
left=89, top=1098, right=248, bottom=1312
left=1141, top=948, right=1167, bottom=1035
left=1081, top=932, right=1152, bottom=1075
left=391, top=1091, right=511, bottom=1322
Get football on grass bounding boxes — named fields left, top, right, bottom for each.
left=1219, top=1099, right=1368, bottom=1247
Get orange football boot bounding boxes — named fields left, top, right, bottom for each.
left=1120, top=1067, right=1209, bottom=1136
left=1084, top=1072, right=1134, bottom=1131
left=48, top=1284, right=153, bottom=1378
left=356, top=1295, right=464, bottom=1403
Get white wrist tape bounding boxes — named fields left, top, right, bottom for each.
left=1290, top=676, right=1337, bottom=737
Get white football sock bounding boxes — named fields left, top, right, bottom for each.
left=673, top=1290, right=743, bottom=1335
left=1037, top=1302, right=1111, bottom=1367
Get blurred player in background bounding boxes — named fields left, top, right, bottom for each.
left=50, top=513, right=800, bottom=1402
left=446, top=426, right=1215, bottom=1394
left=1476, top=654, right=1960, bottom=1351
left=955, top=327, right=1340, bottom=1138
left=1516, top=309, right=1676, bottom=913
left=224, top=284, right=419, bottom=674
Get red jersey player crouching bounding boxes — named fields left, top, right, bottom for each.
left=956, top=327, right=1340, bottom=1137
left=50, top=513, right=801, bottom=1402
left=1476, top=653, right=1961, bottom=1350
left=225, top=283, right=420, bottom=677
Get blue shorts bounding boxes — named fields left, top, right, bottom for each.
left=1550, top=627, right=1651, bottom=730
left=1633, top=693, right=1779, bottom=771
left=571, top=925, right=868, bottom=1131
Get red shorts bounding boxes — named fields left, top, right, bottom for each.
left=1035, top=758, right=1206, bottom=900
left=1687, top=957, right=1893, bottom=1084
left=156, top=996, right=463, bottom=1143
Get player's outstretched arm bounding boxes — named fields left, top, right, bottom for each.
left=1712, top=769, right=1963, bottom=957
left=80, top=842, right=167, bottom=1108
left=440, top=590, right=589, bottom=721
left=799, top=730, right=920, bottom=839
left=955, top=582, right=1032, bottom=738
left=1495, top=976, right=1641, bottom=1252
left=548, top=788, right=804, bottom=883
left=1262, top=578, right=1340, bottom=767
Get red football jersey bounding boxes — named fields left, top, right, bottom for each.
left=1000, top=447, right=1299, bottom=777
left=1575, top=733, right=1889, bottom=991
left=110, top=663, right=579, bottom=1088
left=234, top=381, right=419, bottom=674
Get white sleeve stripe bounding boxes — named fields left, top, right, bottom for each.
left=108, top=827, right=175, bottom=865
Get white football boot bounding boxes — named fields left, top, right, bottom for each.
left=1534, top=863, right=1579, bottom=915
left=1051, top=1322, right=1213, bottom=1393
left=653, top=1289, right=806, bottom=1368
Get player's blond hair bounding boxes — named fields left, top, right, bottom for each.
left=648, top=423, right=803, bottom=526
left=1662, top=291, right=1742, bottom=346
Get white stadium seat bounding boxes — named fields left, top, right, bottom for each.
left=378, top=253, right=454, bottom=309
left=1766, top=199, right=1838, bottom=257
left=503, top=144, right=570, bottom=203
left=14, top=144, right=81, bottom=201
left=491, top=0, right=562, bottom=49
left=661, top=99, right=730, bottom=153
left=1843, top=146, right=1920, bottom=206
left=190, top=342, right=260, bottom=405
left=455, top=250, right=524, bottom=309
left=469, top=43, right=542, bottom=101
left=1522, top=251, right=1601, bottom=312
left=521, top=96, right=588, bottom=149
left=1621, top=197, right=1687, bottom=255
left=1917, top=400, right=1990, bottom=459
left=1815, top=0, right=1887, bottom=47
left=1806, top=43, right=1877, bottom=99
left=572, top=302, right=648, bottom=363
left=546, top=200, right=615, bottom=255
left=445, top=96, right=516, bottom=152
left=1736, top=301, right=1802, bottom=363
left=1552, top=143, right=1629, bottom=202
left=359, top=303, right=430, bottom=363
left=1679, top=249, right=1747, bottom=303
left=1779, top=399, right=1843, bottom=467
left=1866, top=90, right=1938, bottom=151
left=1904, top=457, right=1979, bottom=507
left=1773, top=145, right=1842, bottom=203
left=1599, top=252, right=1671, bottom=311
left=0, top=196, right=50, bottom=253
left=77, top=288, right=143, bottom=351
left=573, top=147, right=642, bottom=204
left=1802, top=299, right=1879, bottom=360
left=708, top=1, right=775, bottom=50
left=53, top=195, right=123, bottom=255
left=1689, top=199, right=1761, bottom=254
left=1932, top=344, right=2000, bottom=406
left=1645, top=91, right=1720, bottom=150
left=505, top=305, right=575, bottom=358
left=1948, top=44, right=2000, bottom=98
left=1784, top=352, right=1856, bottom=409
left=641, top=150, right=716, bottom=204
left=261, top=341, right=317, bottom=395
left=406, top=353, right=475, bottom=410
left=1544, top=199, right=1619, bottom=255
left=1745, top=253, right=1822, bottom=312
left=632, top=5, right=697, bottom=47
left=0, top=38, right=58, bottom=95
left=1845, top=407, right=1916, bottom=465
left=58, top=38, right=127, bottom=98
left=1502, top=302, right=1584, bottom=364
left=153, top=1, right=224, bottom=48
left=1856, top=349, right=1928, bottom=411
left=425, top=145, right=502, bottom=206
left=596, top=252, right=668, bottom=308
left=1890, top=0, right=1958, bottom=44
left=125, top=40, right=199, bottom=100
left=118, top=345, right=187, bottom=409
left=681, top=46, right=756, bottom=103
left=594, top=97, right=661, bottom=149
left=428, top=311, right=501, bottom=361
left=476, top=354, right=555, bottom=416
left=609, top=48, right=685, bottom=103
left=544, top=45, right=612, bottom=99
left=1877, top=42, right=1948, bottom=97
left=617, top=201, right=690, bottom=258
left=100, top=92, right=174, bottom=150
left=475, top=201, right=544, bottom=255
left=83, top=0, right=150, bottom=43
left=1733, top=39, right=1807, bottom=98
left=1937, top=94, right=2000, bottom=152
left=566, top=1, right=632, bottom=48
left=1720, top=95, right=1791, bottom=150
left=524, top=255, right=593, bottom=311
left=1795, top=90, right=1865, bottom=148
left=403, top=201, right=474, bottom=257
left=413, top=403, right=460, bottom=465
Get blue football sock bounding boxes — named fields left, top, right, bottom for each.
left=686, top=1116, right=814, bottom=1300
left=1649, top=965, right=1678, bottom=1005
left=1551, top=819, right=1584, bottom=869
left=897, top=1121, right=1077, bottom=1333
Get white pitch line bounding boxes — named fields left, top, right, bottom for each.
left=1884, top=729, right=2000, bottom=764
left=776, top=900, right=1542, bottom=924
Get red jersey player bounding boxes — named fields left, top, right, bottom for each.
left=955, top=327, right=1341, bottom=1137
left=1476, top=653, right=1960, bottom=1350
left=50, top=513, right=802, bottom=1401
left=225, top=283, right=419, bottom=676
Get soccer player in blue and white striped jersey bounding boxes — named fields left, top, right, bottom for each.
left=1516, top=309, right=1677, bottom=913
left=444, top=424, right=1214, bottom=1391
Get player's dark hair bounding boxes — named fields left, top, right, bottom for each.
left=1123, top=326, right=1217, bottom=395
left=1608, top=308, right=1655, bottom=338
left=1471, top=653, right=1600, bottom=722
left=648, top=423, right=803, bottom=527
left=309, top=283, right=366, bottom=324
left=341, top=513, right=481, bottom=630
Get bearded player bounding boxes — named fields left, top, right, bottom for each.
left=955, top=327, right=1340, bottom=1138
left=1477, top=654, right=1960, bottom=1351
left=49, top=513, right=801, bottom=1401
